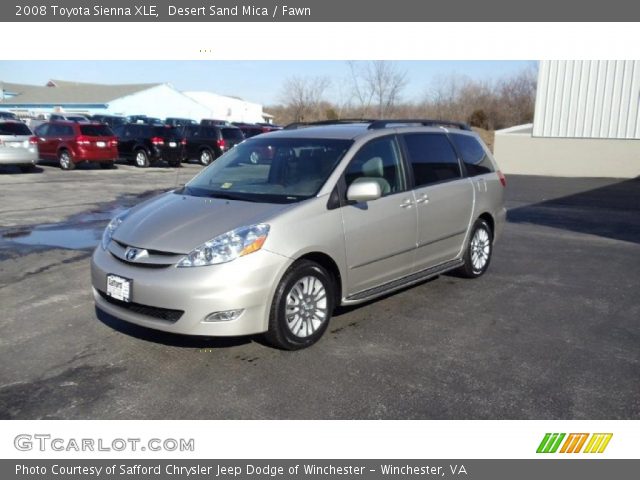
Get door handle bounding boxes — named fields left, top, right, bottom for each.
left=415, top=193, right=429, bottom=204
left=400, top=199, right=414, bottom=208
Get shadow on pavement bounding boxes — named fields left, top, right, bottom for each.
left=507, top=176, right=640, bottom=244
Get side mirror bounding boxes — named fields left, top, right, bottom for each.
left=346, top=180, right=382, bottom=203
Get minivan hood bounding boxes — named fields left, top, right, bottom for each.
left=113, top=192, right=291, bottom=253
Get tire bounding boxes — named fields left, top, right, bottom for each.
left=99, top=162, right=115, bottom=169
left=134, top=149, right=149, bottom=168
left=199, top=149, right=213, bottom=166
left=264, top=260, right=334, bottom=350
left=457, top=218, right=493, bottom=278
left=58, top=150, right=75, bottom=170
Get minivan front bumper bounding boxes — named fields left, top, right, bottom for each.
left=91, top=246, right=292, bottom=336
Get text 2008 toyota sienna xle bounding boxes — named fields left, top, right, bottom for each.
left=92, top=120, right=506, bottom=349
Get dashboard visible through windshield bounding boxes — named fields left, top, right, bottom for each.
left=183, top=137, right=353, bottom=203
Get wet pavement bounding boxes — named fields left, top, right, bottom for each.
left=0, top=165, right=639, bottom=419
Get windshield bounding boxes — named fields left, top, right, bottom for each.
left=183, top=137, right=353, bottom=203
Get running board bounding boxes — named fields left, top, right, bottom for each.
left=346, top=258, right=464, bottom=303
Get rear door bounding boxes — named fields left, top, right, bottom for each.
left=114, top=124, right=135, bottom=159
left=340, top=135, right=418, bottom=295
left=401, top=132, right=474, bottom=270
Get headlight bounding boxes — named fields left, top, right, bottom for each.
left=177, top=224, right=270, bottom=267
left=101, top=210, right=129, bottom=250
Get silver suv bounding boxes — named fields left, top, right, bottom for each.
left=92, top=120, right=506, bottom=349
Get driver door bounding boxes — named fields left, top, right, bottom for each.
left=340, top=135, right=417, bottom=295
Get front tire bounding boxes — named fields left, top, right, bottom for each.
left=58, top=150, right=74, bottom=170
left=457, top=218, right=493, bottom=278
left=264, top=260, right=334, bottom=350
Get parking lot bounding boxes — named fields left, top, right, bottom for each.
left=0, top=162, right=638, bottom=419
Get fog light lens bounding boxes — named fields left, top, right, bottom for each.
left=204, top=309, right=244, bottom=322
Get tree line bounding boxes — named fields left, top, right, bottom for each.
left=267, top=61, right=537, bottom=130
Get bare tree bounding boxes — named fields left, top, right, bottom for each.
left=279, top=75, right=331, bottom=122
left=348, top=61, right=408, bottom=118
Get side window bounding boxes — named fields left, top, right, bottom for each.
left=48, top=124, right=61, bottom=137
left=403, top=133, right=461, bottom=187
left=344, top=136, right=405, bottom=197
left=35, top=124, right=49, bottom=137
left=63, top=125, right=75, bottom=136
left=449, top=133, right=495, bottom=176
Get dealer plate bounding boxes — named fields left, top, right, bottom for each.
left=106, top=274, right=132, bottom=302
left=169, top=141, right=177, bottom=147
left=96, top=141, right=106, bottom=148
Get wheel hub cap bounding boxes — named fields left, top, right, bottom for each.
left=285, top=276, right=327, bottom=338
left=470, top=228, right=490, bottom=271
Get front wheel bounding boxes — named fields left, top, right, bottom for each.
left=457, top=218, right=493, bottom=278
left=264, top=260, right=334, bottom=350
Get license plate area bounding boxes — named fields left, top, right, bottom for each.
left=96, top=141, right=106, bottom=148
left=106, top=274, right=132, bottom=302
left=169, top=141, right=177, bottom=147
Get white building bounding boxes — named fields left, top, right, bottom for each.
left=0, top=79, right=272, bottom=124
left=184, top=91, right=271, bottom=123
left=494, top=60, right=640, bottom=178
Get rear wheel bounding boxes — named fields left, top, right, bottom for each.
left=457, top=218, right=493, bottom=278
left=264, top=260, right=334, bottom=350
left=134, top=149, right=149, bottom=168
left=58, top=150, right=74, bottom=170
left=199, top=149, right=213, bottom=166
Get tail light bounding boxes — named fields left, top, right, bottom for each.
left=151, top=137, right=165, bottom=146
left=29, top=136, right=38, bottom=145
left=180, top=138, right=187, bottom=146
left=497, top=170, right=507, bottom=187
left=109, top=138, right=118, bottom=147
left=216, top=139, right=226, bottom=149
left=76, top=135, right=90, bottom=146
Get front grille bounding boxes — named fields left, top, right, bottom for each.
left=98, top=290, right=184, bottom=322
left=110, top=253, right=171, bottom=268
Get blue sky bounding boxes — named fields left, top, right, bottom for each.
left=0, top=60, right=535, bottom=105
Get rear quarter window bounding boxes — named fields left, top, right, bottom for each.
left=449, top=133, right=495, bottom=176
left=0, top=122, right=32, bottom=135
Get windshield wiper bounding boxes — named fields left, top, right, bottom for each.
left=208, top=192, right=255, bottom=202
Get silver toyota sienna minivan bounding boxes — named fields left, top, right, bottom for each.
left=92, top=119, right=506, bottom=349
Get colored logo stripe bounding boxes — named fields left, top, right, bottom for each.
left=537, top=433, right=566, bottom=453
left=560, top=433, right=589, bottom=453
left=537, top=433, right=613, bottom=453
left=583, top=433, right=613, bottom=453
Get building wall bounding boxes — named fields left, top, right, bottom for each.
left=184, top=92, right=266, bottom=123
left=494, top=132, right=640, bottom=178
left=534, top=60, right=640, bottom=139
left=106, top=84, right=210, bottom=120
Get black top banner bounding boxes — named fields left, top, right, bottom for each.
left=5, top=0, right=640, bottom=21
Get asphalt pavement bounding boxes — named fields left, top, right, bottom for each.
left=0, top=162, right=638, bottom=419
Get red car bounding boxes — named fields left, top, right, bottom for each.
left=34, top=121, right=118, bottom=170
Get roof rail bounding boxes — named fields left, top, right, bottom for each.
left=283, top=119, right=375, bottom=130
left=367, top=119, right=472, bottom=131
